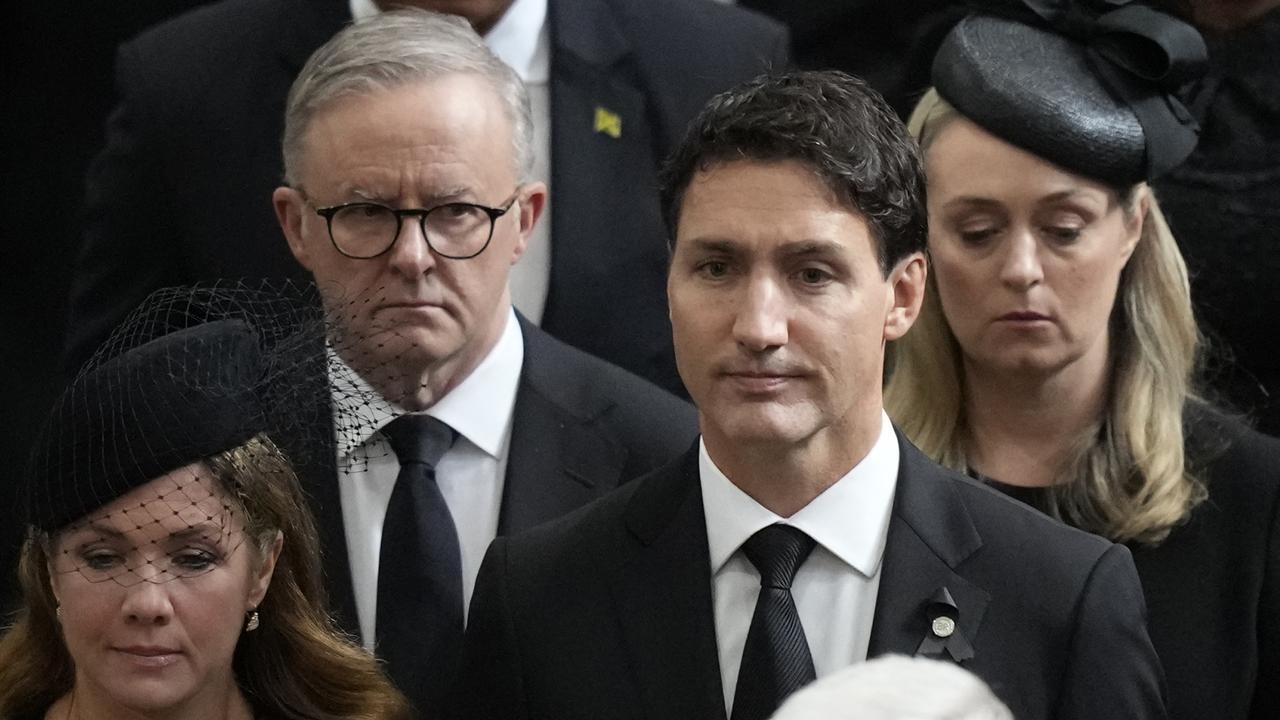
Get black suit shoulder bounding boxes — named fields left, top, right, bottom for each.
left=1186, top=402, right=1280, bottom=501
left=906, top=445, right=1116, bottom=560
left=492, top=470, right=645, bottom=590
left=125, top=0, right=288, bottom=64
left=897, top=447, right=1139, bottom=630
left=885, top=443, right=1164, bottom=719
left=605, top=0, right=788, bottom=71
left=600, top=0, right=789, bottom=137
left=67, top=0, right=341, bottom=368
left=520, top=318, right=696, bottom=464
left=116, top=0, right=331, bottom=112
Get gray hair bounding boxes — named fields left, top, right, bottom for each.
left=769, top=656, right=1013, bottom=720
left=281, top=8, right=533, bottom=185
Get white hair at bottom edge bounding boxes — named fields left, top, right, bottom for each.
left=768, top=655, right=1013, bottom=720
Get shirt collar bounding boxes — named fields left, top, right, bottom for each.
left=347, top=0, right=549, bottom=83
left=699, top=411, right=900, bottom=579
left=330, top=307, right=525, bottom=459
left=349, top=0, right=377, bottom=21
left=485, top=0, right=550, bottom=83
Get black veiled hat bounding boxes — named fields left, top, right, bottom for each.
left=25, top=319, right=272, bottom=533
left=931, top=0, right=1208, bottom=186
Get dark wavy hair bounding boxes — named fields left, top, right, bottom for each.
left=0, top=435, right=410, bottom=720
left=659, top=70, right=928, bottom=275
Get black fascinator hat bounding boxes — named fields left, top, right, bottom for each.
left=23, top=282, right=338, bottom=539
left=25, top=320, right=272, bottom=534
left=931, top=0, right=1208, bottom=186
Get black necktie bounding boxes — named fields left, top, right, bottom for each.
left=730, top=524, right=818, bottom=720
left=377, top=415, right=460, bottom=714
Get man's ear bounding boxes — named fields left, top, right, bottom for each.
left=273, top=186, right=314, bottom=271
left=246, top=531, right=284, bottom=610
left=510, top=181, right=548, bottom=266
left=884, top=251, right=928, bottom=342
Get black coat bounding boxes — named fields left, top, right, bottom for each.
left=282, top=315, right=698, bottom=641
left=455, top=432, right=1168, bottom=720
left=65, top=0, right=790, bottom=396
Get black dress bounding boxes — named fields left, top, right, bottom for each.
left=981, top=406, right=1280, bottom=720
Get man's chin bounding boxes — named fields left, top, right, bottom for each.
left=714, top=411, right=816, bottom=448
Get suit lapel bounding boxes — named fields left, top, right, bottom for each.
left=868, top=434, right=990, bottom=661
left=262, top=0, right=350, bottom=175
left=611, top=449, right=728, bottom=720
left=498, top=318, right=628, bottom=533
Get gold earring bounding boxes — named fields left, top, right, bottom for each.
left=244, top=609, right=260, bottom=632
left=55, top=605, right=62, bottom=620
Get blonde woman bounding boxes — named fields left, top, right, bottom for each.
left=885, top=3, right=1280, bottom=720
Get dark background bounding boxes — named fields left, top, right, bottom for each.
left=0, top=2, right=214, bottom=609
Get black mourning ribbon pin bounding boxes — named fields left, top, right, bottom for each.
left=915, top=587, right=974, bottom=662
left=971, top=0, right=1208, bottom=178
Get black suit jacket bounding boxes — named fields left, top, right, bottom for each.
left=65, top=0, right=789, bottom=395
left=284, top=315, right=697, bottom=638
left=456, top=434, right=1167, bottom=720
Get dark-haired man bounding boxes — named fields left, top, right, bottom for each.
left=455, top=71, right=1168, bottom=720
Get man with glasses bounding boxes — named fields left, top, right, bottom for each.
left=271, top=11, right=696, bottom=716
left=65, top=0, right=789, bottom=400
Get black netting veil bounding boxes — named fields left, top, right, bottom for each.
left=24, top=280, right=404, bottom=586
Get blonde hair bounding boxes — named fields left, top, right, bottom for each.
left=0, top=435, right=410, bottom=720
left=886, top=89, right=1206, bottom=545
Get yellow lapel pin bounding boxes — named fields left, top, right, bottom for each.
left=593, top=106, right=622, bottom=139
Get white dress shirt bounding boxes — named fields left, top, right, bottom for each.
left=699, top=411, right=900, bottom=715
left=330, top=308, right=524, bottom=649
left=349, top=0, right=553, bottom=323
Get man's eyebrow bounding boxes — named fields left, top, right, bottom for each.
left=685, top=238, right=741, bottom=254
left=778, top=240, right=846, bottom=259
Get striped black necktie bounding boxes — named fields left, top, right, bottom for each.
left=730, top=523, right=818, bottom=720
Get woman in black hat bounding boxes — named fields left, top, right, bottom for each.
left=885, top=2, right=1279, bottom=719
left=0, top=318, right=408, bottom=720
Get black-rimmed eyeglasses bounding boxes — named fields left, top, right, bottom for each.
left=312, top=190, right=521, bottom=260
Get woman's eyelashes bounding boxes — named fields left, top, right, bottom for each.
left=950, top=218, right=1087, bottom=247
left=72, top=540, right=225, bottom=576
left=171, top=547, right=220, bottom=573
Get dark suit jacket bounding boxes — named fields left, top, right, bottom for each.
left=283, top=315, right=698, bottom=638
left=65, top=0, right=789, bottom=395
left=455, top=433, right=1167, bottom=720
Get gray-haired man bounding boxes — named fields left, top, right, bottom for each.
left=271, top=11, right=696, bottom=714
